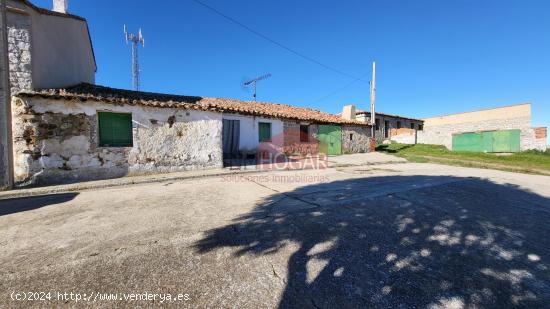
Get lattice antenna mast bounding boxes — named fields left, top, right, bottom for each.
left=124, top=25, right=145, bottom=91
left=244, top=73, right=272, bottom=101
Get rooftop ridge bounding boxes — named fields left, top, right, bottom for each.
left=18, top=83, right=371, bottom=126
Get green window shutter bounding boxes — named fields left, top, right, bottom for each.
left=259, top=122, right=272, bottom=142
left=98, top=112, right=133, bottom=147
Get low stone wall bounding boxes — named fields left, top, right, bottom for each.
left=417, top=116, right=545, bottom=151
left=11, top=96, right=223, bottom=186
left=342, top=125, right=371, bottom=153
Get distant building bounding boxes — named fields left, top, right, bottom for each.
left=418, top=103, right=547, bottom=152
left=340, top=105, right=424, bottom=143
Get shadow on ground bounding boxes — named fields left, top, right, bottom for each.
left=195, top=176, right=550, bottom=308
left=376, top=144, right=414, bottom=153
left=0, top=193, right=78, bottom=216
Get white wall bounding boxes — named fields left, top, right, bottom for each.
left=12, top=97, right=223, bottom=185
left=29, top=8, right=95, bottom=88
left=222, top=113, right=283, bottom=152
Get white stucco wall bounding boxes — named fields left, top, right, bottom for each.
left=11, top=97, right=223, bottom=186
left=221, top=113, right=283, bottom=152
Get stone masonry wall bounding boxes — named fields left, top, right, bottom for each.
left=342, top=125, right=371, bottom=153
left=282, top=120, right=319, bottom=155
left=417, top=116, right=544, bottom=151
left=11, top=97, right=223, bottom=186
left=282, top=121, right=371, bottom=155
left=6, top=10, right=32, bottom=94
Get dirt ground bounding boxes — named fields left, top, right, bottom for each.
left=1, top=159, right=550, bottom=308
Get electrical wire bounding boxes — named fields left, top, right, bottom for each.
left=190, top=0, right=365, bottom=82
left=314, top=72, right=370, bottom=103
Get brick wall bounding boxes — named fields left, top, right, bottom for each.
left=534, top=127, right=547, bottom=139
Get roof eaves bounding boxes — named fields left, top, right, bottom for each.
left=16, top=84, right=371, bottom=127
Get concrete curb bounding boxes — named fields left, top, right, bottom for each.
left=0, top=168, right=269, bottom=200
left=0, top=155, right=407, bottom=200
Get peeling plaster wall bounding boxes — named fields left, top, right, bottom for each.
left=11, top=97, right=223, bottom=186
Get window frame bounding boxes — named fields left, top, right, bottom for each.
left=97, top=111, right=134, bottom=148
left=258, top=122, right=272, bottom=142
left=300, top=125, right=309, bottom=142
left=397, top=121, right=402, bottom=129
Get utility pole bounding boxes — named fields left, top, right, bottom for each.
left=0, top=0, right=13, bottom=190
left=124, top=25, right=145, bottom=91
left=370, top=61, right=376, bottom=139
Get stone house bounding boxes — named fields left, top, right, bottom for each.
left=340, top=105, right=424, bottom=143
left=12, top=84, right=372, bottom=186
left=5, top=0, right=372, bottom=186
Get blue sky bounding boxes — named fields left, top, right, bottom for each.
left=33, top=0, right=549, bottom=142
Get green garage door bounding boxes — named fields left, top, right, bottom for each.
left=452, top=129, right=520, bottom=152
left=318, top=125, right=342, bottom=155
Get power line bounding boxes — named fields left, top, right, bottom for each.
left=190, top=0, right=365, bottom=81
left=314, top=72, right=370, bottom=103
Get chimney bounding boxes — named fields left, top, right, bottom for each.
left=53, top=0, right=68, bottom=13
left=341, top=105, right=356, bottom=120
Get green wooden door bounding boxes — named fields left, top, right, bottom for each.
left=318, top=125, right=342, bottom=155
left=452, top=129, right=521, bottom=152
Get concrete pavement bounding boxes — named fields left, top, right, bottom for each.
left=0, top=162, right=549, bottom=308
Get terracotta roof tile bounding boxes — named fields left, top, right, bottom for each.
left=17, top=83, right=370, bottom=126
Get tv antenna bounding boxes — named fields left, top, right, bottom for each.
left=243, top=73, right=271, bottom=101
left=124, top=25, right=145, bottom=91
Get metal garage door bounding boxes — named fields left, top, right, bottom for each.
left=318, top=125, right=342, bottom=155
left=452, top=129, right=520, bottom=152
